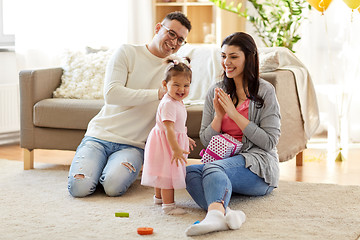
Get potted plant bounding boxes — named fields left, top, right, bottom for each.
left=209, top=0, right=310, bottom=52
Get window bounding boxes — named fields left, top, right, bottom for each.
left=0, top=0, right=15, bottom=47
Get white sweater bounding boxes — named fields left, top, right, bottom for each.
left=85, top=44, right=168, bottom=149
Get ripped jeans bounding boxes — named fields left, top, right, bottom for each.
left=185, top=154, right=274, bottom=210
left=68, top=136, right=144, bottom=197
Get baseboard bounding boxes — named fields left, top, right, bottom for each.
left=0, top=131, right=20, bottom=145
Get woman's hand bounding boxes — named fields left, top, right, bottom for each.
left=216, top=88, right=239, bottom=120
left=216, top=88, right=250, bottom=131
left=211, top=88, right=226, bottom=132
left=213, top=88, right=226, bottom=118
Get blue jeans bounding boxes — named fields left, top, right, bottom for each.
left=185, top=154, right=274, bottom=210
left=68, top=136, right=144, bottom=197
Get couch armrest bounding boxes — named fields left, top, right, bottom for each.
left=19, top=68, right=63, bottom=149
left=261, top=69, right=307, bottom=162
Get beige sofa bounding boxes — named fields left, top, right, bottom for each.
left=20, top=67, right=307, bottom=170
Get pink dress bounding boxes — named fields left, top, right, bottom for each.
left=141, top=93, right=189, bottom=189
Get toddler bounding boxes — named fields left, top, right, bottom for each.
left=141, top=57, right=196, bottom=215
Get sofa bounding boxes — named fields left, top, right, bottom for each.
left=19, top=46, right=318, bottom=170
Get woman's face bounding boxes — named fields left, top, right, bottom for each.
left=221, top=44, right=245, bottom=80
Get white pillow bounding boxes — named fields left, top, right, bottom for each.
left=53, top=49, right=114, bottom=99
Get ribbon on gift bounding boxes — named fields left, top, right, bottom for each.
left=199, top=134, right=241, bottom=162
left=219, top=134, right=239, bottom=156
left=199, top=148, right=222, bottom=160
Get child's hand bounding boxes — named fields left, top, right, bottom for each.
left=188, top=137, right=196, bottom=151
left=171, top=148, right=190, bottom=167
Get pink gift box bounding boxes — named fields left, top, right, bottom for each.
left=200, top=133, right=243, bottom=164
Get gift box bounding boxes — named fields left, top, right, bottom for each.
left=200, top=133, right=243, bottom=164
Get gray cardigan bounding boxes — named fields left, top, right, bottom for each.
left=200, top=79, right=281, bottom=187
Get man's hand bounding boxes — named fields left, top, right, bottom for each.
left=158, top=85, right=167, bottom=100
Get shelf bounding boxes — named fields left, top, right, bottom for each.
left=154, top=0, right=217, bottom=44
left=153, top=0, right=246, bottom=45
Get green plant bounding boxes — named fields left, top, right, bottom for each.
left=210, top=0, right=310, bottom=51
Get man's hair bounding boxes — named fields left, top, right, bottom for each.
left=163, top=11, right=192, bottom=32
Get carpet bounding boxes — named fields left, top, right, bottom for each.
left=0, top=159, right=359, bottom=240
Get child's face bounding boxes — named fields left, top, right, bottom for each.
left=163, top=74, right=191, bottom=102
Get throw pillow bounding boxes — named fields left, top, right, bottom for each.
left=53, top=49, right=114, bottom=99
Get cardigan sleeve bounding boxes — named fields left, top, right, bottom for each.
left=242, top=80, right=281, bottom=152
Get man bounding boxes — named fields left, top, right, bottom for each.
left=68, top=12, right=192, bottom=197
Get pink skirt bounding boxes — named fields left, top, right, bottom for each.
left=141, top=127, right=189, bottom=189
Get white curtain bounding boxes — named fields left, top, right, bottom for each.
left=128, top=0, right=153, bottom=45
left=247, top=0, right=360, bottom=144
left=14, top=0, right=131, bottom=70
left=294, top=0, right=360, bottom=144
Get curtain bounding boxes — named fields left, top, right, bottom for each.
left=128, top=0, right=153, bottom=45
left=294, top=0, right=360, bottom=144
left=247, top=0, right=360, bottom=144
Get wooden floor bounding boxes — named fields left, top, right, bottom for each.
left=1, top=141, right=360, bottom=186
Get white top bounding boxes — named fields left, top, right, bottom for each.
left=85, top=44, right=168, bottom=149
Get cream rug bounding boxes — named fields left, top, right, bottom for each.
left=0, top=159, right=359, bottom=240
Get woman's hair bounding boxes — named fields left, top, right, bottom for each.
left=221, top=32, right=264, bottom=108
left=164, top=57, right=192, bottom=83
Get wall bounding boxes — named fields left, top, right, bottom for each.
left=0, top=50, right=20, bottom=144
left=0, top=51, right=17, bottom=84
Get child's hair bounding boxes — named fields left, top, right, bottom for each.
left=164, top=57, right=192, bottom=83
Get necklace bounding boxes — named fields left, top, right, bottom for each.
left=239, top=95, right=247, bottom=101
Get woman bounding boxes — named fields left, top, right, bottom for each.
left=185, top=32, right=281, bottom=236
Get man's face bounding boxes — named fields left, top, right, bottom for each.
left=154, top=20, right=189, bottom=58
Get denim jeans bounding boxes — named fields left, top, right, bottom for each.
left=68, top=136, right=144, bottom=197
left=185, top=154, right=274, bottom=210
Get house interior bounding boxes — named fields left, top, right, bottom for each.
left=1, top=0, right=360, bottom=239
left=1, top=1, right=360, bottom=187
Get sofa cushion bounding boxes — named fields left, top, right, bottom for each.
left=33, top=98, right=203, bottom=138
left=34, top=99, right=104, bottom=130
left=185, top=104, right=203, bottom=138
